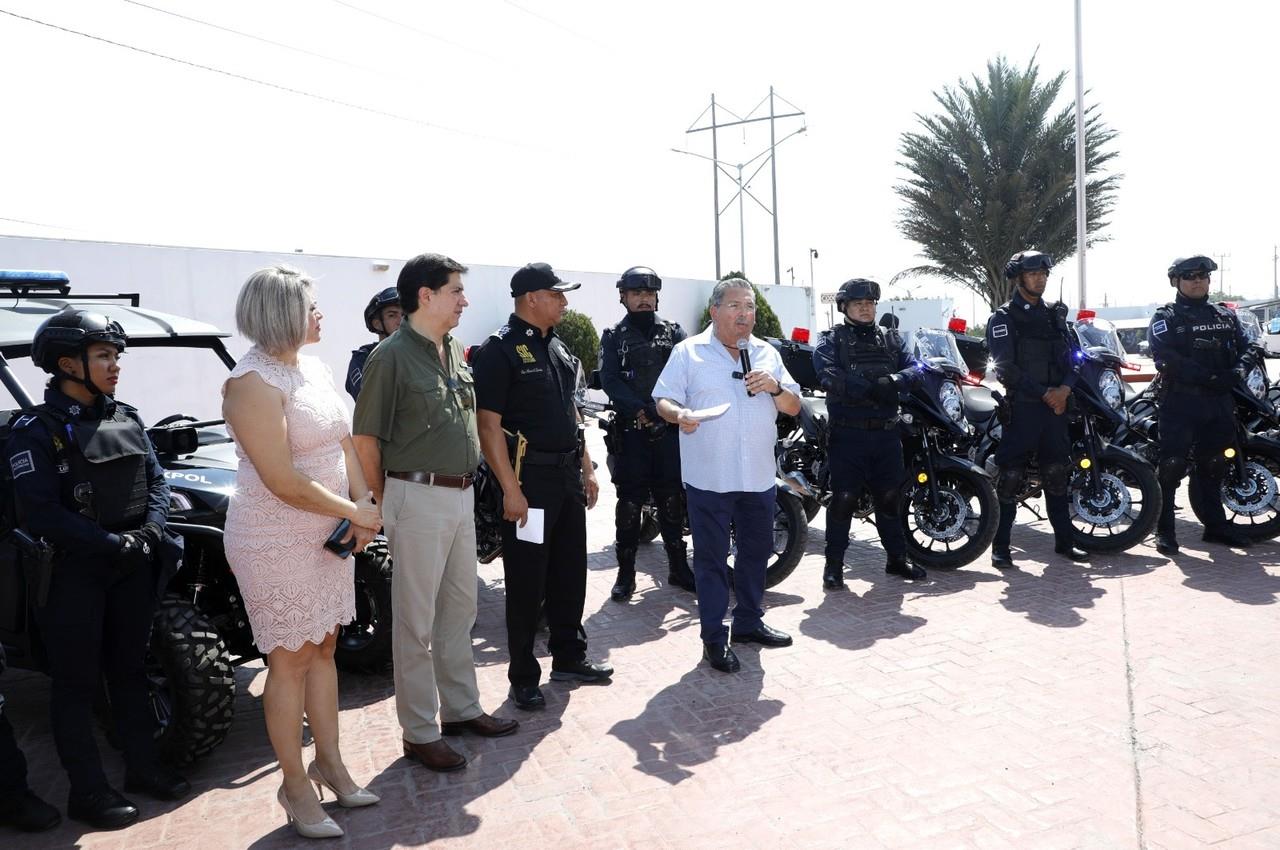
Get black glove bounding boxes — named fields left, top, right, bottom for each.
left=871, top=375, right=899, bottom=405
left=115, top=532, right=154, bottom=573
left=136, top=522, right=164, bottom=551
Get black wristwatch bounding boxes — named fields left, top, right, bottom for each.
left=768, top=385, right=785, bottom=397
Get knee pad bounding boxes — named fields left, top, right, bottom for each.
left=1157, top=456, right=1189, bottom=487
left=1041, top=462, right=1071, bottom=498
left=1195, top=451, right=1230, bottom=481
left=656, top=492, right=684, bottom=527
left=615, top=499, right=643, bottom=535
left=873, top=486, right=904, bottom=518
left=996, top=467, right=1026, bottom=502
left=828, top=490, right=860, bottom=519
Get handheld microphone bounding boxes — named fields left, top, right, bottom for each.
left=735, top=338, right=755, bottom=396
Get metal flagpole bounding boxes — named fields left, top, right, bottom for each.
left=1073, top=0, right=1088, bottom=308
left=711, top=95, right=722, bottom=280
left=769, top=86, right=781, bottom=287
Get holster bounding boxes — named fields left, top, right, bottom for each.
left=10, top=528, right=55, bottom=608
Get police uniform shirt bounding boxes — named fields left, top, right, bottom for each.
left=813, top=322, right=918, bottom=421
left=986, top=290, right=1080, bottom=400
left=599, top=314, right=686, bottom=419
left=472, top=313, right=582, bottom=453
left=6, top=388, right=169, bottom=556
left=345, top=341, right=377, bottom=400
left=1148, top=294, right=1249, bottom=388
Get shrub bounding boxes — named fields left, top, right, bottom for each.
left=558, top=308, right=600, bottom=370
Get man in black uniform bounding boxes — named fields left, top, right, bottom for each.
left=346, top=286, right=404, bottom=400
left=5, top=309, right=189, bottom=830
left=813, top=278, right=926, bottom=588
left=598, top=266, right=694, bottom=601
left=473, top=263, right=613, bottom=711
left=985, top=250, right=1090, bottom=568
left=1147, top=255, right=1252, bottom=554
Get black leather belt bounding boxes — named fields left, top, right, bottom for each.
left=1165, top=382, right=1230, bottom=397
left=387, top=470, right=475, bottom=489
left=832, top=416, right=899, bottom=431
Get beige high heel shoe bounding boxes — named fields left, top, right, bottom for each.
left=307, top=761, right=380, bottom=808
left=277, top=784, right=344, bottom=839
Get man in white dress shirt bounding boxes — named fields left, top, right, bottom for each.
left=652, top=279, right=802, bottom=673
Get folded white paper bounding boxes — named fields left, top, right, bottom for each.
left=516, top=508, right=545, bottom=544
left=687, top=402, right=731, bottom=422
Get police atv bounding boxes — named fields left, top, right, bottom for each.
left=0, top=272, right=392, bottom=765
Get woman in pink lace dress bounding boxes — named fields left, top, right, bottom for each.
left=222, top=265, right=382, bottom=839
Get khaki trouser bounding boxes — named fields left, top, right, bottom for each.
left=383, top=477, right=482, bottom=743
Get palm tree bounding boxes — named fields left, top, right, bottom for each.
left=895, top=55, right=1121, bottom=310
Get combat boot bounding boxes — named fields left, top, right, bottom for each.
left=991, top=546, right=1015, bottom=568
left=665, top=542, right=696, bottom=592
left=1154, top=529, right=1179, bottom=555
left=885, top=553, right=926, bottom=581
left=610, top=546, right=637, bottom=602
left=822, top=559, right=846, bottom=590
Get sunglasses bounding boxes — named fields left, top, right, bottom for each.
left=1179, top=272, right=1211, bottom=282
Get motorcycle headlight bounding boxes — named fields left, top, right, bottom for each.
left=1098, top=369, right=1124, bottom=410
left=1247, top=365, right=1267, bottom=400
left=938, top=380, right=964, bottom=423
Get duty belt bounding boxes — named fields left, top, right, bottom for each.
left=387, top=470, right=475, bottom=489
left=831, top=415, right=899, bottom=431
left=1164, top=381, right=1231, bottom=397
left=520, top=448, right=580, bottom=468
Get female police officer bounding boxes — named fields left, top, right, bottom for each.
left=6, top=308, right=188, bottom=830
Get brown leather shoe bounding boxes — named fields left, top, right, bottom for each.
left=440, top=712, right=519, bottom=738
left=402, top=739, right=466, bottom=772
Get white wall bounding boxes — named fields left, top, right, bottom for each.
left=0, top=236, right=812, bottom=422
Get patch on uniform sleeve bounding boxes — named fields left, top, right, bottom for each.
left=9, top=450, right=34, bottom=479
left=1151, top=319, right=1168, bottom=337
left=991, top=323, right=1009, bottom=339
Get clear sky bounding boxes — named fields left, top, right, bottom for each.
left=2, top=0, right=1277, bottom=323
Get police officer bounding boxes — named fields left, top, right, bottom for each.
left=5, top=309, right=189, bottom=830
left=1148, top=255, right=1252, bottom=554
left=473, top=263, right=613, bottom=711
left=598, top=266, right=695, bottom=601
left=346, top=286, right=404, bottom=400
left=0, top=645, right=60, bottom=833
left=985, top=250, right=1090, bottom=568
left=813, top=278, right=926, bottom=588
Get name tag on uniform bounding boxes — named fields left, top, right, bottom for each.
left=991, top=324, right=1009, bottom=339
left=519, top=366, right=543, bottom=376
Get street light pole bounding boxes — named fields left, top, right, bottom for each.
left=1072, top=0, right=1088, bottom=308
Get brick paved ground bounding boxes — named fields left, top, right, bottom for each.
left=4, top=429, right=1278, bottom=849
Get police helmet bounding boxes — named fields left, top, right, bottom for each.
left=1167, top=255, right=1217, bottom=285
left=363, top=287, right=401, bottom=333
left=33, top=307, right=127, bottom=374
left=1004, top=250, right=1054, bottom=280
left=617, top=266, right=662, bottom=291
left=835, top=278, right=881, bottom=310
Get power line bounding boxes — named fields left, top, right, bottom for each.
left=328, top=0, right=500, bottom=61
left=0, top=7, right=534, bottom=148
left=120, top=0, right=387, bottom=77
left=0, top=215, right=79, bottom=232
left=500, top=0, right=608, bottom=49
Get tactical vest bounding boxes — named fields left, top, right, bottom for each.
left=611, top=317, right=679, bottom=397
left=1166, top=301, right=1238, bottom=373
left=835, top=323, right=895, bottom=408
left=1006, top=302, right=1068, bottom=388
left=26, top=405, right=151, bottom=531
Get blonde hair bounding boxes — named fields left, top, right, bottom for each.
left=235, top=264, right=313, bottom=355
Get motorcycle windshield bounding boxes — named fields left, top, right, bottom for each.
left=1075, top=317, right=1126, bottom=361
left=1236, top=309, right=1262, bottom=345
left=909, top=328, right=967, bottom=373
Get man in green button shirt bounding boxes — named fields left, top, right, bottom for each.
left=353, top=253, right=518, bottom=774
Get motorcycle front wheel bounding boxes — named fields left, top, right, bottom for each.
left=1190, top=443, right=1280, bottom=541
left=1068, top=453, right=1162, bottom=552
left=725, top=490, right=807, bottom=589
left=901, top=466, right=998, bottom=569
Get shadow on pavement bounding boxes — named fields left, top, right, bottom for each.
left=1170, top=532, right=1280, bottom=605
left=607, top=664, right=782, bottom=785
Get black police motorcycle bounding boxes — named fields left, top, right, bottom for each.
left=771, top=327, right=999, bottom=569
left=471, top=405, right=808, bottom=589
left=967, top=315, right=1163, bottom=552
left=1121, top=308, right=1280, bottom=542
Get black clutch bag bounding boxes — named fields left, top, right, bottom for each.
left=324, top=519, right=357, bottom=558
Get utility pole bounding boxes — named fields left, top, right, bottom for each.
left=1273, top=244, right=1277, bottom=300
left=1215, top=253, right=1230, bottom=293
left=1072, top=0, right=1088, bottom=309
left=786, top=267, right=795, bottom=285
left=681, top=89, right=806, bottom=284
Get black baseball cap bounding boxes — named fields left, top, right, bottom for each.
left=510, top=262, right=581, bottom=297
